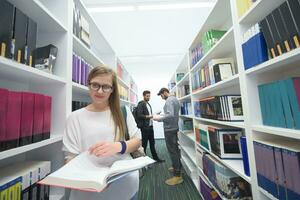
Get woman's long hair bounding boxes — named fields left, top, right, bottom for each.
left=87, top=65, right=125, bottom=141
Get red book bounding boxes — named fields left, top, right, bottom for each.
left=20, top=92, right=34, bottom=146
left=43, top=95, right=52, bottom=140
left=32, top=93, right=44, bottom=143
left=293, top=77, right=300, bottom=108
left=5, top=91, right=22, bottom=150
left=0, top=88, right=9, bottom=151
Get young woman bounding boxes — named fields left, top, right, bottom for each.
left=62, top=65, right=141, bottom=200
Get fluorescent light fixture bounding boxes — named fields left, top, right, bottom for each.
left=87, top=2, right=215, bottom=13
left=138, top=2, right=215, bottom=10
left=88, top=6, right=135, bottom=13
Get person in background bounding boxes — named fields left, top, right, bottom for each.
left=62, top=65, right=141, bottom=200
left=136, top=90, right=164, bottom=163
left=153, top=87, right=183, bottom=186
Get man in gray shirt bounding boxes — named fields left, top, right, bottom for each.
left=153, top=87, right=182, bottom=186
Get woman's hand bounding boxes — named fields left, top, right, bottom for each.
left=88, top=141, right=122, bottom=157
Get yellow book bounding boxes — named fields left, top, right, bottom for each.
left=236, top=0, right=244, bottom=18
left=0, top=184, right=8, bottom=200
left=14, top=182, right=21, bottom=200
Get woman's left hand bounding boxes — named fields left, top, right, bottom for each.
left=88, top=141, right=121, bottom=157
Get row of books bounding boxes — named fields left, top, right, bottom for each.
left=118, top=83, right=129, bottom=101
left=180, top=102, right=192, bottom=116
left=72, top=101, right=89, bottom=111
left=195, top=123, right=242, bottom=159
left=0, top=0, right=58, bottom=74
left=190, top=29, right=227, bottom=67
left=179, top=118, right=193, bottom=132
left=194, top=95, right=244, bottom=121
left=0, top=161, right=50, bottom=200
left=0, top=0, right=36, bottom=65
left=130, top=79, right=138, bottom=93
left=176, top=73, right=185, bottom=82
left=242, top=23, right=268, bottom=70
left=73, top=1, right=90, bottom=48
left=236, top=0, right=257, bottom=18
left=199, top=175, right=221, bottom=200
left=202, top=153, right=252, bottom=199
left=72, top=52, right=93, bottom=86
left=253, top=139, right=300, bottom=200
left=116, top=60, right=131, bottom=85
left=177, top=85, right=190, bottom=98
left=0, top=88, right=52, bottom=152
left=192, top=58, right=236, bottom=91
left=259, top=0, right=300, bottom=60
left=130, top=92, right=137, bottom=104
left=258, top=77, right=300, bottom=130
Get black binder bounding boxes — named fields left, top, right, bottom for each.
left=14, top=8, right=28, bottom=63
left=259, top=19, right=276, bottom=58
left=287, top=0, right=300, bottom=35
left=274, top=7, right=293, bottom=52
left=0, top=0, right=15, bottom=58
left=266, top=14, right=284, bottom=56
left=281, top=1, right=300, bottom=48
left=25, top=18, right=37, bottom=66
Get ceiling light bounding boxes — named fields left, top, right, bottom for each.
left=87, top=2, right=215, bottom=13
left=138, top=2, right=215, bottom=11
left=88, top=6, right=136, bottom=13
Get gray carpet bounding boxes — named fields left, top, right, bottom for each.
left=138, top=139, right=202, bottom=200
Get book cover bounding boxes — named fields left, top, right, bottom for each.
left=20, top=92, right=34, bottom=146
left=33, top=94, right=44, bottom=143
left=14, top=8, right=28, bottom=63
left=0, top=88, right=8, bottom=151
left=43, top=95, right=52, bottom=140
left=280, top=2, right=300, bottom=49
left=26, top=18, right=37, bottom=67
left=5, top=91, right=22, bottom=150
left=0, top=0, right=15, bottom=58
left=38, top=152, right=155, bottom=192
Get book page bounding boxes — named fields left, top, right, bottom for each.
left=45, top=152, right=110, bottom=186
left=108, top=156, right=155, bottom=177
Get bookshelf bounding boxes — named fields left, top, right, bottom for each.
left=0, top=0, right=138, bottom=198
left=173, top=0, right=300, bottom=199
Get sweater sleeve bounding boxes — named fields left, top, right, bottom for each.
left=62, top=113, right=82, bottom=159
left=158, top=100, right=175, bottom=122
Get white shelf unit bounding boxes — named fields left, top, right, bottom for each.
left=173, top=0, right=300, bottom=199
left=0, top=0, right=138, bottom=198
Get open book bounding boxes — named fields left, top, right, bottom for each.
left=38, top=152, right=155, bottom=192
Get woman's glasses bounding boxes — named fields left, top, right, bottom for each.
left=88, top=82, right=113, bottom=93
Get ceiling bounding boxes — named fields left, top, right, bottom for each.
left=82, top=0, right=214, bottom=87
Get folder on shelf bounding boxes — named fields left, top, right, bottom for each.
left=281, top=143, right=300, bottom=200
left=272, top=82, right=286, bottom=128
left=240, top=136, right=250, bottom=177
left=14, top=8, right=28, bottom=63
left=72, top=53, right=77, bottom=82
left=284, top=78, right=300, bottom=129
left=280, top=2, right=300, bottom=49
left=33, top=93, right=45, bottom=143
left=0, top=0, right=15, bottom=58
left=43, top=95, right=52, bottom=140
left=273, top=8, right=292, bottom=52
left=0, top=88, right=8, bottom=152
left=5, top=91, right=22, bottom=150
left=278, top=80, right=294, bottom=128
left=25, top=18, right=37, bottom=67
left=266, top=14, right=283, bottom=56
left=273, top=146, right=287, bottom=200
left=20, top=92, right=34, bottom=146
left=260, top=19, right=276, bottom=58
left=81, top=60, right=86, bottom=85
left=287, top=0, right=300, bottom=47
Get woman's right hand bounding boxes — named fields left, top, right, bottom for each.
left=88, top=141, right=122, bottom=157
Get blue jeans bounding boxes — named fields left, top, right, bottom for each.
left=130, top=192, right=138, bottom=200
